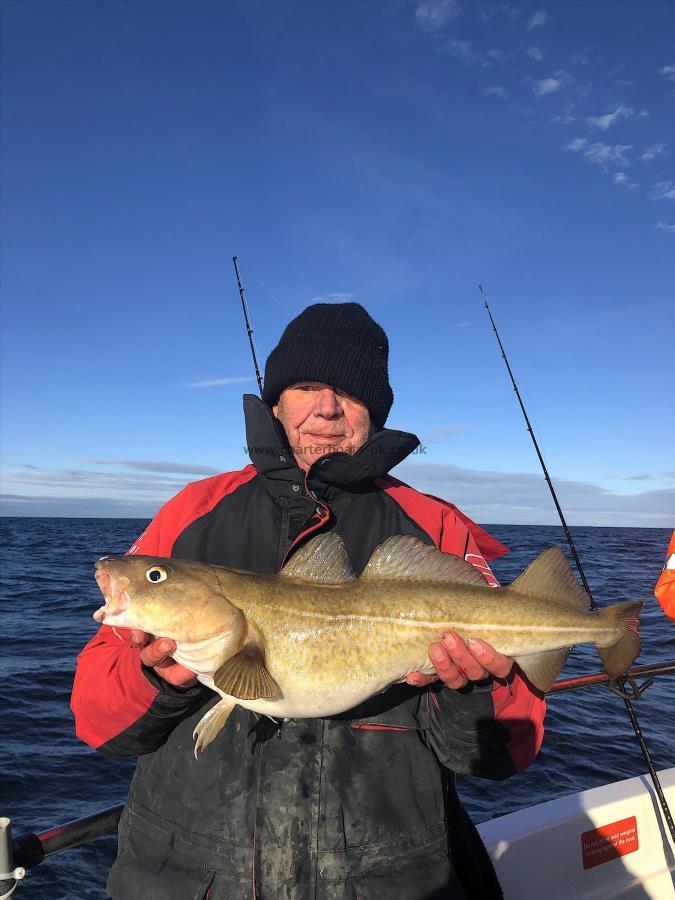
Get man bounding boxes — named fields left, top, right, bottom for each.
left=72, top=303, right=546, bottom=899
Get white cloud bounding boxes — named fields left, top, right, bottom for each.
left=443, top=39, right=511, bottom=67
left=4, top=461, right=673, bottom=526
left=445, top=39, right=480, bottom=64
left=571, top=47, right=592, bottom=65
left=551, top=101, right=576, bottom=125
left=86, top=459, right=221, bottom=476
left=656, top=222, right=675, bottom=233
left=566, top=138, right=633, bottom=168
left=535, top=78, right=562, bottom=96
left=586, top=104, right=634, bottom=131
left=485, top=85, right=508, bottom=99
left=394, top=462, right=675, bottom=527
left=311, top=292, right=355, bottom=303
left=0, top=493, right=163, bottom=519
left=479, top=4, right=521, bottom=22
left=415, top=0, right=461, bottom=31
left=0, top=464, right=193, bottom=502
left=659, top=65, right=675, bottom=81
left=185, top=376, right=256, bottom=388
left=641, top=143, right=667, bottom=162
left=612, top=172, right=639, bottom=191
left=527, top=9, right=547, bottom=29
left=651, top=180, right=675, bottom=200
left=534, top=70, right=572, bottom=97
left=526, top=46, right=543, bottom=62
left=584, top=143, right=633, bottom=167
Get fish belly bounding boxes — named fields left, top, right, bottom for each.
left=201, top=669, right=405, bottom=719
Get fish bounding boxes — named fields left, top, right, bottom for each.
left=93, top=534, right=643, bottom=756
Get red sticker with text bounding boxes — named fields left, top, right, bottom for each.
left=581, top=816, right=639, bottom=869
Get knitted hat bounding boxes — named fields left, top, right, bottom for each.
left=262, top=303, right=394, bottom=427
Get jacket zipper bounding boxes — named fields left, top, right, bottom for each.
left=280, top=475, right=330, bottom=567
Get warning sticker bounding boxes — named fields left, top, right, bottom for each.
left=581, top=816, right=639, bottom=870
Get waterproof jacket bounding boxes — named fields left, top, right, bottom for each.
left=71, top=396, right=546, bottom=900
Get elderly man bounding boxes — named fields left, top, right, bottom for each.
left=72, top=303, right=546, bottom=900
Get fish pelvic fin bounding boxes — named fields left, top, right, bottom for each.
left=596, top=600, right=643, bottom=678
left=214, top=640, right=280, bottom=701
left=281, top=533, right=356, bottom=584
left=510, top=547, right=590, bottom=610
left=514, top=647, right=572, bottom=693
left=361, top=536, right=487, bottom=584
left=193, top=698, right=236, bottom=758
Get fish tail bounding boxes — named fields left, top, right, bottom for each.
left=596, top=600, right=643, bottom=678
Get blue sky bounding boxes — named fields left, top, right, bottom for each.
left=1, top=0, right=673, bottom=527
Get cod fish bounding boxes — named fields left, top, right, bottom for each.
left=93, top=534, right=643, bottom=755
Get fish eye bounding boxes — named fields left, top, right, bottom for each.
left=146, top=566, right=168, bottom=583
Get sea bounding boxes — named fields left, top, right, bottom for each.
left=1, top=518, right=673, bottom=899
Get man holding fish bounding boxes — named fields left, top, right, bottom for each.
left=73, top=303, right=548, bottom=899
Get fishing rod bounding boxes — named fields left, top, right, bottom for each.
left=232, top=256, right=263, bottom=397
left=478, top=285, right=596, bottom=608
left=478, top=283, right=675, bottom=846
left=550, top=661, right=675, bottom=694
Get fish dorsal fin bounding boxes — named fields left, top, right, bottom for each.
left=510, top=546, right=589, bottom=610
left=361, top=535, right=487, bottom=585
left=214, top=641, right=280, bottom=700
left=280, top=533, right=356, bottom=584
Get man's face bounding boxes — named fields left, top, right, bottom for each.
left=273, top=382, right=372, bottom=473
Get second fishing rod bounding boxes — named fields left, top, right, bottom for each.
left=478, top=283, right=675, bottom=846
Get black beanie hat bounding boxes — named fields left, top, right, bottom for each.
left=262, top=303, right=394, bottom=427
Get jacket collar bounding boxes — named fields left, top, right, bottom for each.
left=243, top=394, right=420, bottom=500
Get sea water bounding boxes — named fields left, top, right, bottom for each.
left=0, top=518, right=672, bottom=899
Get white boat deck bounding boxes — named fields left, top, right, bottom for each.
left=478, top=768, right=675, bottom=899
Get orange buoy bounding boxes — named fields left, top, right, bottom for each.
left=654, top=530, right=675, bottom=620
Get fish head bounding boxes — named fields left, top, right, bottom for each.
left=93, top=555, right=246, bottom=644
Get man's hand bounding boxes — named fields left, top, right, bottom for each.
left=406, top=631, right=514, bottom=690
left=129, top=629, right=198, bottom=687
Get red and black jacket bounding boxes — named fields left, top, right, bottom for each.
left=71, top=395, right=546, bottom=900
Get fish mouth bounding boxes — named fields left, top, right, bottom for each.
left=94, top=558, right=131, bottom=623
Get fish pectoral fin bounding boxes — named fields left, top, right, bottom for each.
left=193, top=699, right=236, bottom=758
left=514, top=646, right=572, bottom=693
left=214, top=642, right=280, bottom=700
left=361, top=536, right=487, bottom=584
left=280, top=533, right=356, bottom=583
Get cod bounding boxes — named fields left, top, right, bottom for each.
left=93, top=534, right=642, bottom=756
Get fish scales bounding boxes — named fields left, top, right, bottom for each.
left=92, top=534, right=643, bottom=754
left=236, top=581, right=619, bottom=697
